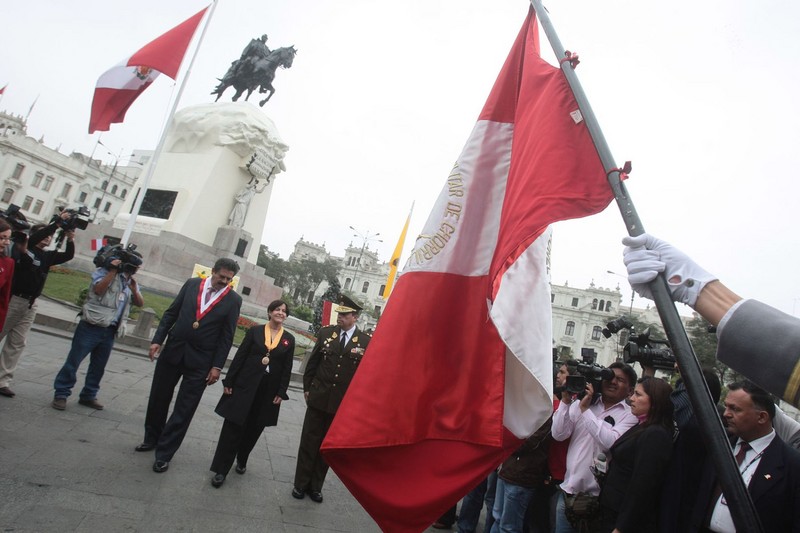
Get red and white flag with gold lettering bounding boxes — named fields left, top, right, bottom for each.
left=321, top=10, right=614, bottom=533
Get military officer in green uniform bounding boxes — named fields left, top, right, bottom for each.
left=292, top=295, right=371, bottom=503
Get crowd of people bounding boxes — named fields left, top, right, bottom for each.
left=431, top=233, right=800, bottom=533
left=4, top=212, right=800, bottom=532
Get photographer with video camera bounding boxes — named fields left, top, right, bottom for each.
left=0, top=211, right=76, bottom=398
left=51, top=243, right=143, bottom=411
left=551, top=359, right=638, bottom=533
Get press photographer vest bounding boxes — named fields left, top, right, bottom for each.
left=82, top=270, right=131, bottom=329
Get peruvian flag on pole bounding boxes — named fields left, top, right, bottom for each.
left=90, top=238, right=107, bottom=251
left=88, top=7, right=208, bottom=134
left=321, top=10, right=614, bottom=533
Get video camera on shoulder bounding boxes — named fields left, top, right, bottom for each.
left=51, top=205, right=91, bottom=249
left=623, top=328, right=675, bottom=371
left=602, top=315, right=676, bottom=371
left=0, top=204, right=32, bottom=245
left=565, top=348, right=614, bottom=398
left=93, top=243, right=143, bottom=275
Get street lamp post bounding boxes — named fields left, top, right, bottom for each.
left=348, top=226, right=382, bottom=296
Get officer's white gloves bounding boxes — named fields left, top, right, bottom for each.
left=622, top=234, right=717, bottom=308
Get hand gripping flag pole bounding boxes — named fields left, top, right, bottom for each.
left=528, top=1, right=763, bottom=531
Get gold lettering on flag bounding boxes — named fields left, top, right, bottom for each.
left=411, top=164, right=464, bottom=265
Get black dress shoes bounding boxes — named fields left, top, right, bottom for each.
left=211, top=473, right=226, bottom=488
left=152, top=460, right=169, bottom=473
left=309, top=491, right=323, bottom=503
left=135, top=443, right=156, bottom=452
left=291, top=487, right=306, bottom=499
left=0, top=386, right=15, bottom=397
left=235, top=463, right=246, bottom=475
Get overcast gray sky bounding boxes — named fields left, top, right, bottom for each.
left=3, top=0, right=800, bottom=316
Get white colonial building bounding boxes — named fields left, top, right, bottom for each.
left=551, top=282, right=625, bottom=367
left=0, top=111, right=144, bottom=225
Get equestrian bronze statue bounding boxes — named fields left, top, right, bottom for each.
left=212, top=35, right=296, bottom=107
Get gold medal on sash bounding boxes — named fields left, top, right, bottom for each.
left=262, top=355, right=270, bottom=365
left=192, top=321, right=200, bottom=329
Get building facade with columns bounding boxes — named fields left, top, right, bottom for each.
left=0, top=111, right=143, bottom=225
left=550, top=282, right=624, bottom=367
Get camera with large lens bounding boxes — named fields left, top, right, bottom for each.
left=602, top=315, right=633, bottom=338
left=51, top=206, right=91, bottom=249
left=623, top=328, right=675, bottom=371
left=0, top=204, right=32, bottom=245
left=52, top=205, right=91, bottom=231
left=565, top=348, right=614, bottom=397
left=93, top=243, right=143, bottom=275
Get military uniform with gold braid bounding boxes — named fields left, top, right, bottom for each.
left=293, top=295, right=371, bottom=502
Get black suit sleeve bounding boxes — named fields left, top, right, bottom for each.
left=223, top=326, right=256, bottom=388
left=152, top=280, right=190, bottom=345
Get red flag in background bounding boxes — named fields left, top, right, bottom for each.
left=321, top=10, right=613, bottom=533
left=88, top=7, right=208, bottom=133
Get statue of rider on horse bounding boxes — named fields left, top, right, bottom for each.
left=212, top=34, right=296, bottom=107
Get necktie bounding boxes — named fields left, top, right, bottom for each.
left=340, top=331, right=347, bottom=348
left=735, top=442, right=751, bottom=466
left=706, top=441, right=752, bottom=524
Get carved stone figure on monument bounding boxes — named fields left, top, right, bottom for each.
left=228, top=180, right=267, bottom=228
left=211, top=34, right=297, bottom=107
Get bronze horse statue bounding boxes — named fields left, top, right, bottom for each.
left=211, top=46, right=296, bottom=106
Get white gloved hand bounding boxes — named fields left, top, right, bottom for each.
left=622, top=234, right=717, bottom=308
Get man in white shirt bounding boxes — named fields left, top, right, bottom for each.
left=551, top=361, right=638, bottom=533
left=698, top=381, right=800, bottom=532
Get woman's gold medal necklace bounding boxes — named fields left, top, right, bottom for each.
left=262, top=323, right=283, bottom=365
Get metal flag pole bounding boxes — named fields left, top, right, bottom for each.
left=529, top=0, right=763, bottom=531
left=121, top=0, right=219, bottom=246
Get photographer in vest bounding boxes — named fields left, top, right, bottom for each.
left=52, top=244, right=143, bottom=411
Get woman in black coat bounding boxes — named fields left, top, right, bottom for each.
left=599, top=376, right=674, bottom=533
left=209, top=300, right=295, bottom=487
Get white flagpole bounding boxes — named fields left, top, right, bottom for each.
left=121, top=0, right=219, bottom=246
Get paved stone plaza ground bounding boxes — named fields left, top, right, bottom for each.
left=0, top=301, right=386, bottom=532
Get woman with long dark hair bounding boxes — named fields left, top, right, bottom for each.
left=599, top=376, right=674, bottom=532
left=209, top=299, right=295, bottom=487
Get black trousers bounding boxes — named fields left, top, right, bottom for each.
left=210, top=377, right=272, bottom=475
left=294, top=405, right=335, bottom=492
left=143, top=358, right=208, bottom=462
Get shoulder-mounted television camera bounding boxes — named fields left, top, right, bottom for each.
left=602, top=315, right=676, bottom=371
left=93, top=243, right=143, bottom=275
left=51, top=206, right=91, bottom=249
left=565, top=348, right=614, bottom=398
left=623, top=327, right=675, bottom=371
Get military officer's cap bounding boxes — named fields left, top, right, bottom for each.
left=334, top=294, right=362, bottom=314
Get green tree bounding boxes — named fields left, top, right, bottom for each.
left=294, top=305, right=314, bottom=322
left=258, top=245, right=289, bottom=287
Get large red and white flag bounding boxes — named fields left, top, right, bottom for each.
left=88, top=7, right=208, bottom=134
left=321, top=10, right=613, bottom=533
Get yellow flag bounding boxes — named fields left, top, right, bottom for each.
left=383, top=204, right=413, bottom=298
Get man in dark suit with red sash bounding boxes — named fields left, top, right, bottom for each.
left=136, top=258, right=242, bottom=473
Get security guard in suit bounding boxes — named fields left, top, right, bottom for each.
left=293, top=295, right=371, bottom=503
